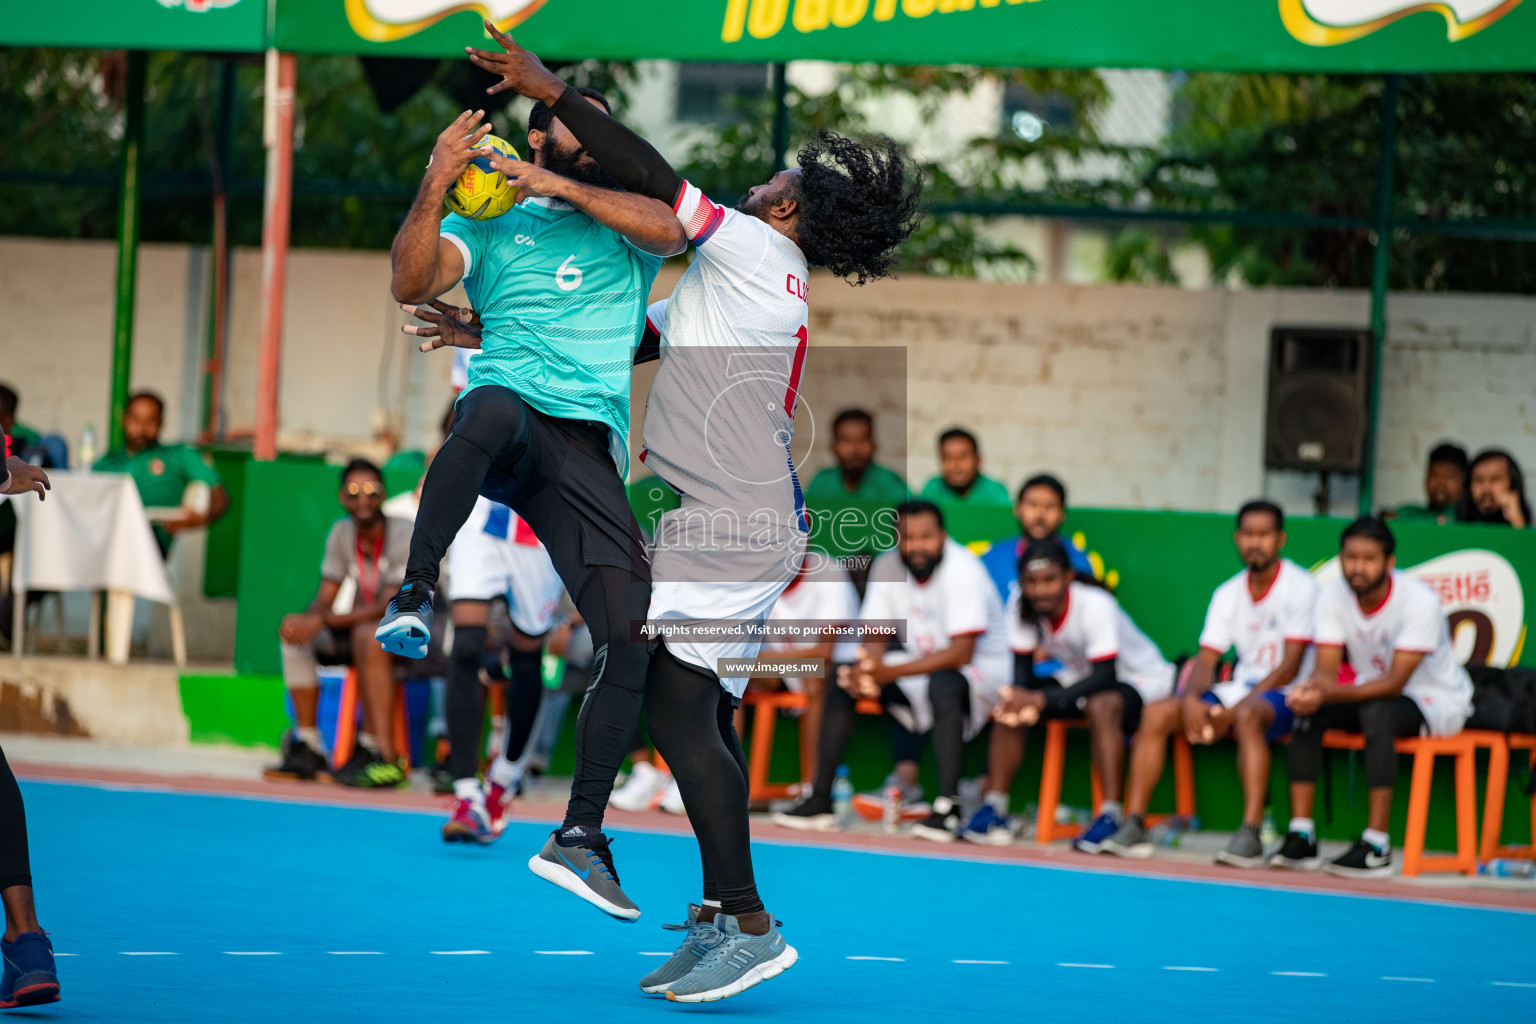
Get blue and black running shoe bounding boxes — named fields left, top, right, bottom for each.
left=1072, top=812, right=1122, bottom=854
left=1, top=932, right=60, bottom=1009
left=375, top=581, right=434, bottom=659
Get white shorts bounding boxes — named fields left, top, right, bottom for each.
left=885, top=653, right=1007, bottom=742
left=647, top=499, right=807, bottom=698
left=447, top=495, right=563, bottom=636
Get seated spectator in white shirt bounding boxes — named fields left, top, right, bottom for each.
left=1101, top=500, right=1317, bottom=865
left=265, top=459, right=414, bottom=789
left=1273, top=515, right=1473, bottom=878
left=734, top=556, right=862, bottom=794
left=773, top=501, right=1010, bottom=841
left=967, top=537, right=1174, bottom=851
left=1456, top=448, right=1531, bottom=529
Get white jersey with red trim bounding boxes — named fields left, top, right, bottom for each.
left=639, top=181, right=811, bottom=524
left=1199, top=559, right=1318, bottom=706
left=1007, top=581, right=1174, bottom=703
left=1314, top=570, right=1473, bottom=737
left=860, top=539, right=1011, bottom=692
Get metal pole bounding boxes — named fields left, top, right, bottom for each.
left=202, top=57, right=235, bottom=443
left=109, top=50, right=147, bottom=453
left=1359, top=73, right=1401, bottom=516
left=770, top=62, right=789, bottom=173
left=255, top=50, right=296, bottom=462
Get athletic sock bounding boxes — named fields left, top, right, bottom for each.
left=357, top=732, right=382, bottom=758
left=1098, top=799, right=1123, bottom=820
left=984, top=790, right=1009, bottom=815
left=1289, top=817, right=1315, bottom=839
left=453, top=777, right=483, bottom=803
left=734, top=909, right=771, bottom=937
left=556, top=824, right=598, bottom=847
left=699, top=899, right=722, bottom=924
left=1362, top=828, right=1391, bottom=853
left=297, top=726, right=325, bottom=753
left=488, top=755, right=522, bottom=791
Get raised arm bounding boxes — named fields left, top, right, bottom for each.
left=390, top=110, right=486, bottom=303
left=472, top=150, right=684, bottom=257
left=467, top=24, right=683, bottom=207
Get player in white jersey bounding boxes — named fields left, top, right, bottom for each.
left=464, top=25, right=921, bottom=1003
left=1273, top=516, right=1472, bottom=879
left=736, top=558, right=861, bottom=790
left=773, top=503, right=1010, bottom=841
left=1100, top=501, right=1317, bottom=865
left=978, top=537, right=1174, bottom=853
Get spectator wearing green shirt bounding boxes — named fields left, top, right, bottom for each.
left=0, top=384, right=50, bottom=467
left=1392, top=443, right=1466, bottom=527
left=93, top=392, right=229, bottom=555
left=805, top=408, right=909, bottom=502
left=920, top=428, right=1010, bottom=506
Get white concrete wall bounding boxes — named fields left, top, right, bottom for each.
left=2, top=236, right=1532, bottom=521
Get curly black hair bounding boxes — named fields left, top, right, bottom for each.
left=793, top=130, right=923, bottom=286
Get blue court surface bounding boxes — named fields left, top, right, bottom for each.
left=20, top=779, right=1536, bottom=1021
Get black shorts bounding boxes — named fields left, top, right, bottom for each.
left=1022, top=679, right=1145, bottom=735
left=459, top=386, right=651, bottom=585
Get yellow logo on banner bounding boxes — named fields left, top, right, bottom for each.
left=345, top=0, right=546, bottom=42
left=721, top=0, right=1043, bottom=43
left=1280, top=0, right=1524, bottom=45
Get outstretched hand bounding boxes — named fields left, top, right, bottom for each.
left=2, top=456, right=49, bottom=500
left=427, top=109, right=492, bottom=190
left=402, top=300, right=483, bottom=352
left=466, top=21, right=566, bottom=104
left=468, top=150, right=567, bottom=201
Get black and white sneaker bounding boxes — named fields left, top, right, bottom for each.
left=1323, top=837, right=1393, bottom=879
left=528, top=826, right=640, bottom=921
left=1266, top=830, right=1322, bottom=870
left=910, top=796, right=961, bottom=843
left=770, top=797, right=837, bottom=832
left=262, top=731, right=330, bottom=782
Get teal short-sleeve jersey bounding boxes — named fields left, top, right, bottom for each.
left=441, top=197, right=663, bottom=475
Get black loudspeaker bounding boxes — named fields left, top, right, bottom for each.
left=1264, top=326, right=1374, bottom=473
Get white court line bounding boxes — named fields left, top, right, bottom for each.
left=1382, top=976, right=1434, bottom=982
left=327, top=951, right=384, bottom=956
left=431, top=950, right=491, bottom=955
left=1273, top=971, right=1327, bottom=977
left=54, top=954, right=77, bottom=957
left=1059, top=963, right=1114, bottom=969
left=1493, top=982, right=1536, bottom=988
left=954, top=960, right=1009, bottom=965
left=1165, top=966, right=1219, bottom=972
left=639, top=952, right=672, bottom=957
left=224, top=952, right=282, bottom=956
left=847, top=956, right=905, bottom=962
left=120, top=952, right=178, bottom=956
left=535, top=951, right=594, bottom=956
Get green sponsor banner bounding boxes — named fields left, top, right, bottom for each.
left=2, top=0, right=266, bottom=51
left=274, top=0, right=1536, bottom=71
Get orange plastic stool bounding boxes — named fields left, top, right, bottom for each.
left=743, top=690, right=885, bottom=802
left=1034, top=722, right=1195, bottom=844
left=1320, top=728, right=1503, bottom=877
left=1479, top=732, right=1536, bottom=863
left=330, top=669, right=413, bottom=771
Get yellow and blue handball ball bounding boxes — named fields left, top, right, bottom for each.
left=445, top=134, right=521, bottom=220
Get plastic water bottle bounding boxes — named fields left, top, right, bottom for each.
left=831, top=766, right=854, bottom=831
left=1260, top=808, right=1280, bottom=847
left=78, top=422, right=96, bottom=471
left=1478, top=859, right=1536, bottom=879
left=882, top=785, right=902, bottom=834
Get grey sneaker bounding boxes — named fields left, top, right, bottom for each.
left=527, top=827, right=640, bottom=921
left=638, top=904, right=725, bottom=995
left=665, top=914, right=798, bottom=1003
left=1214, top=823, right=1265, bottom=868
left=1100, top=816, right=1153, bottom=859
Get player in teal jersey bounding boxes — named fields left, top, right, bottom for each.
left=377, top=96, right=685, bottom=920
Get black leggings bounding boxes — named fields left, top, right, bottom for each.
left=445, top=627, right=544, bottom=782
left=407, top=387, right=652, bottom=827
left=0, top=745, right=30, bottom=891
left=813, top=668, right=972, bottom=802
left=645, top=643, right=762, bottom=917
left=1287, top=696, right=1425, bottom=790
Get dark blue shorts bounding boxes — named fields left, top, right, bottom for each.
left=1201, top=689, right=1294, bottom=742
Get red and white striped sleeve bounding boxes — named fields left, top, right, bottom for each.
left=672, top=180, right=771, bottom=277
